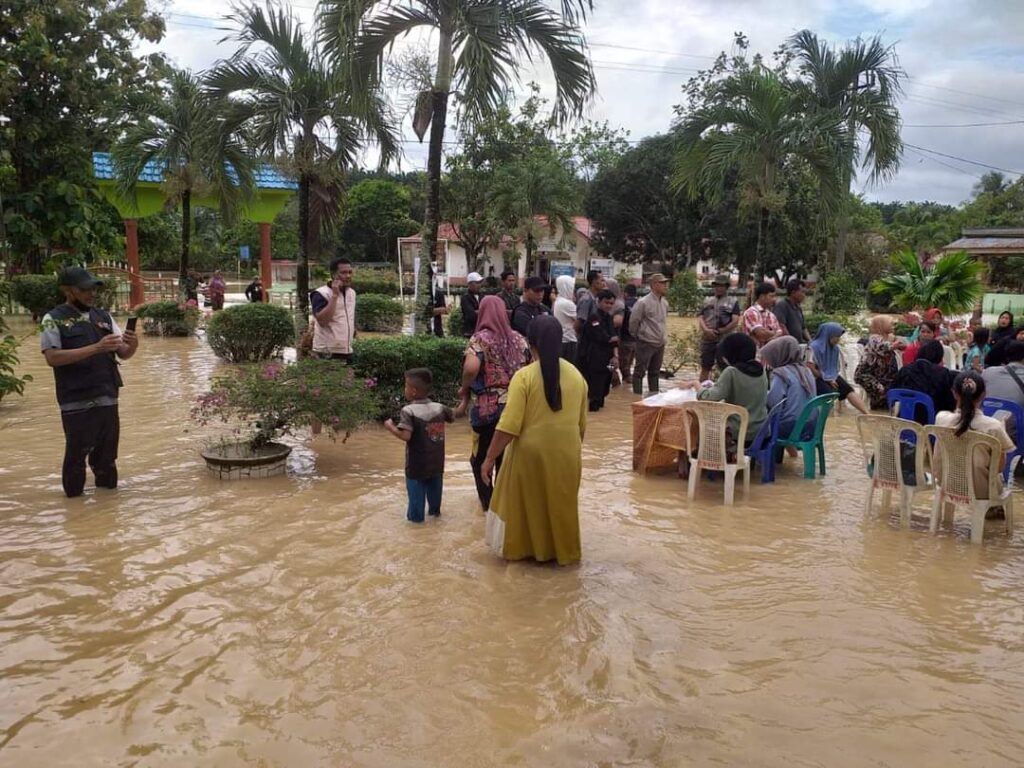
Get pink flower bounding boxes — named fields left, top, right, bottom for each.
left=311, top=387, right=321, bottom=398
left=364, top=377, right=377, bottom=389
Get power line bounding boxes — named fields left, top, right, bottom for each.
left=903, top=142, right=1023, bottom=176
left=904, top=146, right=980, bottom=179
left=903, top=118, right=1024, bottom=128
left=905, top=76, right=1024, bottom=111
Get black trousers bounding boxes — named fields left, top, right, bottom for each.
left=471, top=421, right=504, bottom=510
left=60, top=405, right=119, bottom=497
left=586, top=368, right=612, bottom=411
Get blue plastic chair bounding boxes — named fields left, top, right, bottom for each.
left=775, top=393, right=839, bottom=479
left=886, top=388, right=936, bottom=425
left=980, top=396, right=1024, bottom=482
left=745, top=399, right=786, bottom=483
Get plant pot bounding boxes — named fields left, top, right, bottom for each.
left=200, top=440, right=292, bottom=480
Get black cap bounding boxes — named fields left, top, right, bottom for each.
left=58, top=266, right=104, bottom=289
left=524, top=276, right=546, bottom=291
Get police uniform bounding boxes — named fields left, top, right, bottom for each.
left=700, top=294, right=741, bottom=371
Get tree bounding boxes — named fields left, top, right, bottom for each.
left=871, top=250, right=984, bottom=314
left=339, top=179, right=419, bottom=262
left=673, top=67, right=848, bottom=280
left=320, top=0, right=595, bottom=331
left=207, top=2, right=398, bottom=320
left=113, top=69, right=254, bottom=289
left=0, top=0, right=165, bottom=270
left=788, top=30, right=903, bottom=270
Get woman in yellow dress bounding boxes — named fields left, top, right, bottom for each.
left=480, top=315, right=588, bottom=565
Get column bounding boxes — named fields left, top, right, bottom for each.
left=260, top=222, right=272, bottom=300
left=124, top=219, right=144, bottom=307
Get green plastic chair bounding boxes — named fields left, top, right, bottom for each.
left=775, top=393, right=839, bottom=479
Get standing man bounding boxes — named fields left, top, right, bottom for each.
left=41, top=266, right=139, bottom=497
left=619, top=283, right=638, bottom=385
left=698, top=273, right=741, bottom=381
left=431, top=269, right=448, bottom=338
left=461, top=271, right=483, bottom=337
left=310, top=257, right=357, bottom=362
left=773, top=278, right=811, bottom=343
left=574, top=269, right=606, bottom=337
left=511, top=276, right=551, bottom=336
left=629, top=273, right=670, bottom=395
left=497, top=270, right=520, bottom=319
left=742, top=282, right=784, bottom=350
left=244, top=275, right=266, bottom=303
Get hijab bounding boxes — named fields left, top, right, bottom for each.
left=761, top=336, right=815, bottom=394
left=718, top=332, right=763, bottom=377
left=923, top=307, right=943, bottom=325
left=527, top=315, right=563, bottom=411
left=992, top=311, right=1015, bottom=343
left=809, top=322, right=845, bottom=381
left=472, top=295, right=524, bottom=373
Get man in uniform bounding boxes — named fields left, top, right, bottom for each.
left=41, top=266, right=139, bottom=497
left=698, top=273, right=741, bottom=380
left=511, top=276, right=551, bottom=336
left=497, top=270, right=520, bottom=319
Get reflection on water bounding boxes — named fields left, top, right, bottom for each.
left=2, top=318, right=1024, bottom=766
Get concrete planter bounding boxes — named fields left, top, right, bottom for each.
left=201, top=441, right=291, bottom=480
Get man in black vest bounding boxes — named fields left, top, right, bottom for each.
left=41, top=267, right=138, bottom=497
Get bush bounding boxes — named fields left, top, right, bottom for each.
left=94, top=279, right=123, bottom=312
left=0, top=316, right=33, bottom=401
left=353, top=276, right=399, bottom=297
left=9, top=275, right=63, bottom=320
left=667, top=270, right=703, bottom=315
left=352, top=335, right=466, bottom=419
left=663, top=326, right=703, bottom=378
left=135, top=299, right=200, bottom=336
left=805, top=312, right=867, bottom=339
left=356, top=293, right=404, bottom=333
left=206, top=302, right=294, bottom=362
left=818, top=271, right=865, bottom=313
left=447, top=302, right=463, bottom=337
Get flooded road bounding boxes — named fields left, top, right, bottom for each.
left=2, top=318, right=1024, bottom=766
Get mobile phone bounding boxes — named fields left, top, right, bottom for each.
left=126, top=316, right=138, bottom=332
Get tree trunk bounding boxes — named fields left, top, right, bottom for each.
left=755, top=205, right=768, bottom=283
left=297, top=175, right=311, bottom=320
left=834, top=113, right=856, bottom=272
left=180, top=188, right=191, bottom=297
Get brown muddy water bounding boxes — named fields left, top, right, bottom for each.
left=2, top=317, right=1024, bottom=767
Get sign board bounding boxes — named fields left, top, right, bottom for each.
left=239, top=245, right=250, bottom=261
left=550, top=261, right=575, bottom=280
left=589, top=257, right=613, bottom=275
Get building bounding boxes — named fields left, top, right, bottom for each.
left=943, top=227, right=1024, bottom=316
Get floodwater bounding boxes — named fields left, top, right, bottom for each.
left=2, top=317, right=1024, bottom=767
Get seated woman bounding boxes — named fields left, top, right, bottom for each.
left=855, top=316, right=900, bottom=410
left=761, top=336, right=817, bottom=439
left=894, top=339, right=956, bottom=422
left=808, top=322, right=869, bottom=415
left=692, top=333, right=767, bottom=447
left=901, top=321, right=938, bottom=365
left=984, top=325, right=1024, bottom=367
left=966, top=327, right=991, bottom=371
left=934, top=372, right=1014, bottom=500
left=992, top=311, right=1015, bottom=346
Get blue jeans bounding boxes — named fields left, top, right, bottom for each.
left=406, top=475, right=443, bottom=522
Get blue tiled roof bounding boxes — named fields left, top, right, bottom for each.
left=92, top=152, right=297, bottom=190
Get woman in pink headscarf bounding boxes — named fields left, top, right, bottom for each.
left=456, top=295, right=530, bottom=509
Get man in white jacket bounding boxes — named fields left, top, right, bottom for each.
left=628, top=273, right=670, bottom=395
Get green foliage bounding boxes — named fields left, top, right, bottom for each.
left=134, top=299, right=200, bottom=336
left=339, top=180, right=419, bottom=262
left=0, top=316, right=33, bottom=401
left=352, top=275, right=399, bottom=297
left=805, top=313, right=867, bottom=338
left=355, top=294, right=404, bottom=333
left=871, top=250, right=984, bottom=314
left=9, top=275, right=63, bottom=319
left=206, top=303, right=294, bottom=362
left=667, top=271, right=703, bottom=315
left=818, top=271, right=864, bottom=313
left=447, top=303, right=464, bottom=338
left=192, top=359, right=378, bottom=448
left=352, top=336, right=466, bottom=419
left=94, top=280, right=124, bottom=312
left=663, top=326, right=703, bottom=377
left=893, top=321, right=914, bottom=337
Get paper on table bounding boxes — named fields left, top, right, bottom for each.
left=641, top=388, right=696, bottom=407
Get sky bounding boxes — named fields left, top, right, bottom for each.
left=151, top=0, right=1024, bottom=206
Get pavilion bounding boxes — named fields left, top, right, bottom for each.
left=92, top=152, right=297, bottom=306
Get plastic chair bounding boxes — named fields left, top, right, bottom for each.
left=856, top=415, right=931, bottom=527
left=942, top=344, right=958, bottom=371
left=925, top=425, right=1016, bottom=543
left=640, top=403, right=694, bottom=475
left=886, top=388, right=936, bottom=426
left=949, top=341, right=964, bottom=370
left=745, top=398, right=786, bottom=484
left=775, top=393, right=838, bottom=479
left=687, top=401, right=750, bottom=505
left=980, top=396, right=1024, bottom=481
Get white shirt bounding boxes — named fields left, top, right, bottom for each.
left=553, top=297, right=577, bottom=343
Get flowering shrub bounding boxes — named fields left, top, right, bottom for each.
left=135, top=299, right=200, bottom=336
left=191, top=358, right=379, bottom=448
left=206, top=302, right=294, bottom=362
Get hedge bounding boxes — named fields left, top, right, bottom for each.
left=356, top=293, right=404, bottom=332
left=352, top=335, right=466, bottom=419
left=352, top=277, right=399, bottom=297
left=135, top=300, right=201, bottom=336
left=206, top=302, right=294, bottom=362
left=9, top=275, right=63, bottom=319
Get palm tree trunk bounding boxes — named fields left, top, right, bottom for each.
left=180, top=188, right=191, bottom=297
left=417, top=30, right=454, bottom=334
left=297, top=174, right=311, bottom=321
left=755, top=205, right=768, bottom=283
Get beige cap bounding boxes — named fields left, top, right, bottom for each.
left=648, top=272, right=670, bottom=284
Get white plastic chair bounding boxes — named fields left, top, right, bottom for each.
left=924, top=425, right=1016, bottom=543
left=949, top=341, right=964, bottom=370
left=687, top=401, right=750, bottom=506
left=942, top=344, right=958, bottom=371
left=857, top=415, right=931, bottom=527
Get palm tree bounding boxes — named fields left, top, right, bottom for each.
left=673, top=67, right=849, bottom=280
left=319, top=0, right=595, bottom=330
left=789, top=30, right=903, bottom=271
left=113, top=69, right=254, bottom=292
left=206, top=2, right=399, bottom=320
left=871, top=249, right=984, bottom=314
